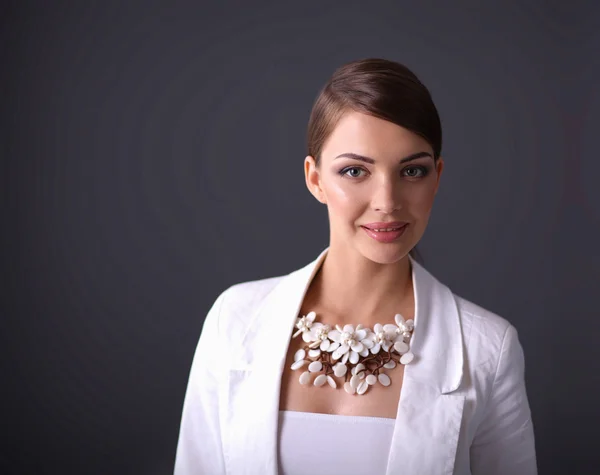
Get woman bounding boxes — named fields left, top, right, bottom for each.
left=174, top=58, right=537, bottom=475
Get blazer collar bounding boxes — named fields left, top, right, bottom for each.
left=246, top=245, right=464, bottom=394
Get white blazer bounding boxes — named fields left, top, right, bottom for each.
left=174, top=246, right=537, bottom=475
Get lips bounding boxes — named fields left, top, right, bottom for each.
left=362, top=222, right=408, bottom=231
left=361, top=223, right=408, bottom=243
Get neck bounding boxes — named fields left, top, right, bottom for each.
left=308, top=245, right=414, bottom=326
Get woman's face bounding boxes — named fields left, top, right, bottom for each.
left=305, top=111, right=444, bottom=265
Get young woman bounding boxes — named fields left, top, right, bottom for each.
left=174, top=58, right=537, bottom=475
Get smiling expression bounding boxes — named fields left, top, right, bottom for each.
left=305, top=111, right=444, bottom=264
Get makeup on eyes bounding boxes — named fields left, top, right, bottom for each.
left=336, top=164, right=431, bottom=179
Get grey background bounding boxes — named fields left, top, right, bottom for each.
left=2, top=1, right=598, bottom=474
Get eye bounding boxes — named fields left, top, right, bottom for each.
left=338, top=166, right=367, bottom=179
left=402, top=165, right=429, bottom=178
left=338, top=165, right=430, bottom=180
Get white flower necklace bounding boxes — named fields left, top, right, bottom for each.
left=289, top=311, right=415, bottom=395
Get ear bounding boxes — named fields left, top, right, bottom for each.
left=434, top=156, right=444, bottom=195
left=304, top=155, right=327, bottom=204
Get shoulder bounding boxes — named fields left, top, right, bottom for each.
left=208, top=273, right=287, bottom=346
left=221, top=274, right=285, bottom=314
left=452, top=293, right=524, bottom=372
left=454, top=293, right=513, bottom=338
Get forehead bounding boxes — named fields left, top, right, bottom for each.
left=322, top=111, right=432, bottom=158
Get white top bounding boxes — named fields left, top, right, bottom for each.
left=277, top=410, right=396, bottom=475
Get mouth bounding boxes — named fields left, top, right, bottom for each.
left=361, top=223, right=409, bottom=243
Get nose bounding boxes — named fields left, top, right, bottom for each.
left=371, top=177, right=401, bottom=214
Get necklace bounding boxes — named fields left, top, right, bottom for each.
left=289, top=311, right=415, bottom=395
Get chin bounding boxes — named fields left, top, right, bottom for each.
left=355, top=241, right=409, bottom=265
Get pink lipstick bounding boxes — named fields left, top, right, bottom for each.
left=361, top=222, right=408, bottom=243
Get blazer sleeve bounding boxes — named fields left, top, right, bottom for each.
left=174, top=289, right=228, bottom=475
left=470, top=324, right=538, bottom=475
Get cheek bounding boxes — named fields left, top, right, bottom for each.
left=324, top=184, right=368, bottom=230
left=401, top=185, right=436, bottom=213
left=325, top=181, right=365, bottom=213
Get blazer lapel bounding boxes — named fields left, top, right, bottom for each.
left=225, top=247, right=328, bottom=475
left=224, top=247, right=466, bottom=475
left=385, top=255, right=466, bottom=474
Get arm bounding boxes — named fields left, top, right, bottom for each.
left=470, top=324, right=538, bottom=475
left=174, top=290, right=227, bottom=475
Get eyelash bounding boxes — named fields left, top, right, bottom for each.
left=337, top=165, right=430, bottom=180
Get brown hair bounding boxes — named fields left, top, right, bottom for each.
left=306, top=58, right=443, bottom=264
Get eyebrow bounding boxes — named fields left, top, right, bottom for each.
left=334, top=151, right=433, bottom=164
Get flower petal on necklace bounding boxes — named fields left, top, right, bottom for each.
left=327, top=330, right=341, bottom=342
left=394, top=341, right=409, bottom=354
left=394, top=313, right=405, bottom=326
left=362, top=338, right=374, bottom=349
left=327, top=341, right=340, bottom=352
left=332, top=344, right=348, bottom=360
left=351, top=341, right=364, bottom=353
left=338, top=343, right=350, bottom=355
left=320, top=339, right=331, bottom=351
left=334, top=363, right=347, bottom=377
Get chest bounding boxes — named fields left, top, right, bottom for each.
left=278, top=305, right=412, bottom=420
